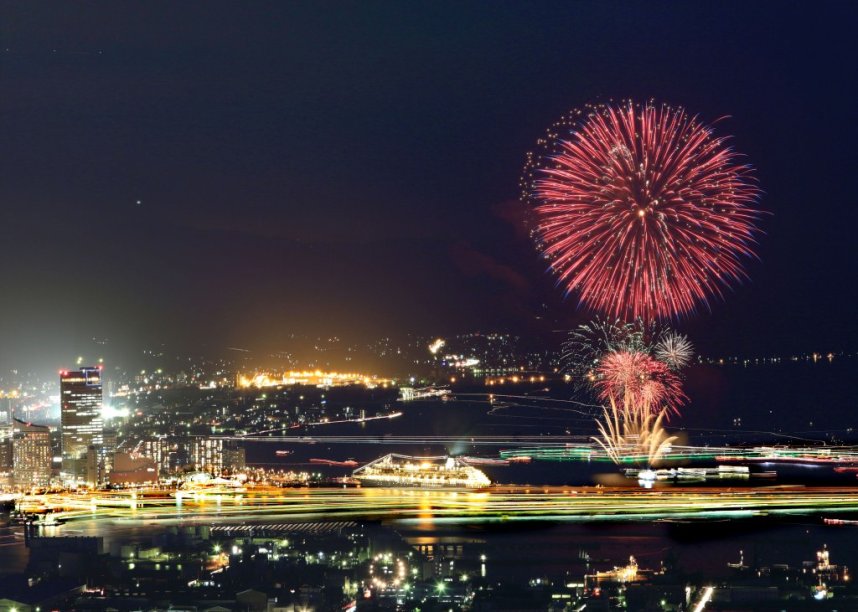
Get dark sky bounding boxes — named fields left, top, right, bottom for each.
left=1, top=2, right=857, bottom=369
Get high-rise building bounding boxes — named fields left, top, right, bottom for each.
left=141, top=437, right=173, bottom=476
left=223, top=444, right=246, bottom=472
left=85, top=445, right=99, bottom=487
left=99, top=428, right=118, bottom=484
left=0, top=397, right=12, bottom=424
left=0, top=424, right=13, bottom=483
left=192, top=438, right=223, bottom=475
left=0, top=424, right=12, bottom=486
left=0, top=438, right=11, bottom=472
left=61, top=367, right=104, bottom=479
left=12, top=417, right=52, bottom=488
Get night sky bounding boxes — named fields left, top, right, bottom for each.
left=2, top=2, right=857, bottom=369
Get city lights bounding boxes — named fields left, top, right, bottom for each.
left=236, top=371, right=394, bottom=389
left=0, top=4, right=854, bottom=610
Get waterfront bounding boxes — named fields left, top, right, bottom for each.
left=5, top=500, right=858, bottom=609
left=7, top=508, right=858, bottom=578
left=235, top=359, right=858, bottom=488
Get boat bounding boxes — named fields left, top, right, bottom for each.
left=310, top=458, right=359, bottom=467
left=460, top=456, right=510, bottom=466
left=275, top=450, right=293, bottom=456
left=626, top=465, right=750, bottom=483
left=353, top=454, right=491, bottom=489
left=0, top=497, right=17, bottom=512
left=508, top=455, right=532, bottom=464
left=824, top=518, right=858, bottom=526
left=717, top=447, right=858, bottom=466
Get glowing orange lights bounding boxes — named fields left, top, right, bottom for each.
left=237, top=370, right=393, bottom=389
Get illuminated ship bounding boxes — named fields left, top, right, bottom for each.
left=176, top=473, right=247, bottom=496
left=353, top=454, right=491, bottom=489
left=459, top=454, right=531, bottom=466
left=626, top=465, right=750, bottom=485
left=310, top=458, right=358, bottom=467
left=460, top=456, right=510, bottom=467
left=716, top=446, right=858, bottom=466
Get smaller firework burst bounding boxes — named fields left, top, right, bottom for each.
left=561, top=317, right=661, bottom=386
left=655, top=331, right=694, bottom=371
left=595, top=351, right=687, bottom=416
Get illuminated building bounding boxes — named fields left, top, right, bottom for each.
left=0, top=425, right=12, bottom=483
left=804, top=544, right=850, bottom=595
left=60, top=367, right=104, bottom=478
left=12, top=417, right=52, bottom=487
left=192, top=438, right=224, bottom=475
left=85, top=445, right=99, bottom=486
left=591, top=556, right=643, bottom=584
left=141, top=437, right=173, bottom=475
left=0, top=439, right=11, bottom=477
left=99, top=428, right=118, bottom=483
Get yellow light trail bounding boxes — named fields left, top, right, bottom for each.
left=23, top=485, right=858, bottom=527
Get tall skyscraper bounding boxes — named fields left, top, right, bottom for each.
left=61, top=367, right=103, bottom=478
left=12, top=417, right=52, bottom=488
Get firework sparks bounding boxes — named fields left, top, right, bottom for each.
left=595, top=351, right=687, bottom=416
left=522, top=100, right=762, bottom=320
left=561, top=317, right=660, bottom=384
left=655, top=331, right=694, bottom=370
left=593, top=394, right=677, bottom=467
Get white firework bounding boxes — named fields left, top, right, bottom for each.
left=655, top=332, right=694, bottom=370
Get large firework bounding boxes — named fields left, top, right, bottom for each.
left=522, top=100, right=762, bottom=320
left=594, top=351, right=687, bottom=416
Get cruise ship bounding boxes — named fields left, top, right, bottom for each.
left=352, top=454, right=491, bottom=489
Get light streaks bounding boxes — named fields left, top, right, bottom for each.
left=593, top=395, right=677, bottom=466
left=25, top=485, right=858, bottom=527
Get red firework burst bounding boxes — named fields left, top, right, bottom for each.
left=522, top=100, right=762, bottom=320
left=595, top=351, right=687, bottom=416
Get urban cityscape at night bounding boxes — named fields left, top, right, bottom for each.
left=2, top=2, right=858, bottom=611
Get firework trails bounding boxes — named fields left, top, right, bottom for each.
left=522, top=100, right=762, bottom=320
left=594, top=394, right=678, bottom=467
